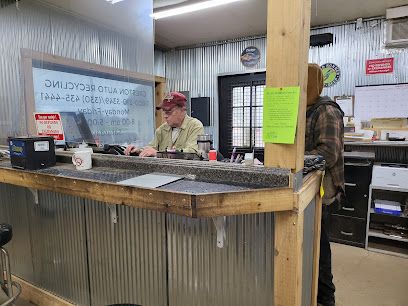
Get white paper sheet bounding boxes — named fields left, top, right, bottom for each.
left=117, top=173, right=184, bottom=188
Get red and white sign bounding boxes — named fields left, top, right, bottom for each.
left=366, top=58, right=394, bottom=75
left=34, top=112, right=65, bottom=141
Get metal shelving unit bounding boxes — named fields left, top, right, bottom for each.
left=366, top=185, right=408, bottom=258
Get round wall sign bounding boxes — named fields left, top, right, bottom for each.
left=240, top=46, right=261, bottom=67
left=320, top=63, right=341, bottom=87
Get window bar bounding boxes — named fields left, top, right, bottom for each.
left=249, top=83, right=253, bottom=151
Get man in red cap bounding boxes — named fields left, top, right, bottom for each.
left=125, top=91, right=204, bottom=157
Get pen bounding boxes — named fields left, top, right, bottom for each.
left=230, top=147, right=236, bottom=163
left=235, top=154, right=242, bottom=163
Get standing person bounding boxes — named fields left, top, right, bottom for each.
left=125, top=91, right=204, bottom=157
left=305, top=64, right=345, bottom=306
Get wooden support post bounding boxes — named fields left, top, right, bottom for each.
left=155, top=77, right=167, bottom=128
left=274, top=210, right=304, bottom=306
left=311, top=194, right=323, bottom=306
left=267, top=0, right=312, bottom=303
left=265, top=0, right=311, bottom=171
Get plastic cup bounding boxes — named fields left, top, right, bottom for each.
left=208, top=149, right=217, bottom=161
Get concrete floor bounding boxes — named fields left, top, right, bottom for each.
left=14, top=243, right=408, bottom=306
left=332, top=243, right=408, bottom=306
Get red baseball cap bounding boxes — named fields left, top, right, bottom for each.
left=156, top=91, right=186, bottom=111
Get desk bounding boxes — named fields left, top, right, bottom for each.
left=0, top=153, right=322, bottom=306
left=345, top=141, right=408, bottom=164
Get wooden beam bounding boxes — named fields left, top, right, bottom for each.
left=0, top=166, right=194, bottom=217
left=274, top=210, right=304, bottom=306
left=195, top=187, right=294, bottom=217
left=155, top=76, right=166, bottom=83
left=311, top=194, right=322, bottom=306
left=0, top=165, right=312, bottom=217
left=155, top=81, right=167, bottom=128
left=12, top=275, right=74, bottom=306
left=295, top=171, right=322, bottom=213
left=264, top=0, right=311, bottom=171
left=21, top=49, right=155, bottom=82
left=22, top=54, right=36, bottom=135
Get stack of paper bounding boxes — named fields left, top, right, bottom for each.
left=374, top=199, right=402, bottom=215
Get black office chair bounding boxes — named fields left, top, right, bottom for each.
left=0, top=224, right=21, bottom=306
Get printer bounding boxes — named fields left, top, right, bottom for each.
left=372, top=163, right=408, bottom=189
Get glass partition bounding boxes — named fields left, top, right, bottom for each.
left=0, top=0, right=154, bottom=146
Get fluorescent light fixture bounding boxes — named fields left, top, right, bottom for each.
left=152, top=0, right=242, bottom=20
left=106, top=0, right=125, bottom=4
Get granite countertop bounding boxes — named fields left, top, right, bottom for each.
left=56, top=151, right=291, bottom=189
left=0, top=151, right=290, bottom=194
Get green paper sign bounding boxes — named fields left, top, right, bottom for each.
left=263, top=87, right=300, bottom=144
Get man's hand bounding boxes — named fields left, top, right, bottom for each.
left=124, top=145, right=141, bottom=156
left=139, top=146, right=157, bottom=158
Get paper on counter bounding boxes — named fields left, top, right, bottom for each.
left=117, top=173, right=184, bottom=188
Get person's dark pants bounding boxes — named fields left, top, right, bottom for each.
left=317, top=205, right=336, bottom=306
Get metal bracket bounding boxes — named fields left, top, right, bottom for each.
left=108, top=205, right=118, bottom=224
left=212, top=216, right=226, bottom=248
left=28, top=188, right=39, bottom=205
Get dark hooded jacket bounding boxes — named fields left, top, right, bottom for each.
left=306, top=96, right=345, bottom=205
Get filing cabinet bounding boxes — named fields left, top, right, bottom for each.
left=328, top=152, right=375, bottom=247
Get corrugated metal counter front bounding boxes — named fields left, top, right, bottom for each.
left=0, top=154, right=320, bottom=306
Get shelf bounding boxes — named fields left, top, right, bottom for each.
left=370, top=208, right=408, bottom=219
left=371, top=185, right=408, bottom=192
left=368, top=229, right=408, bottom=243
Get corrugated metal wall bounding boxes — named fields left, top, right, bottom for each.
left=157, top=18, right=408, bottom=147
left=0, top=182, right=280, bottom=306
left=0, top=184, right=168, bottom=306
left=302, top=198, right=316, bottom=306
left=29, top=191, right=90, bottom=305
left=0, top=0, right=153, bottom=144
left=167, top=213, right=274, bottom=306
left=163, top=37, right=267, bottom=141
left=0, top=184, right=34, bottom=282
left=84, top=200, right=168, bottom=306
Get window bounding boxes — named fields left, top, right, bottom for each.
left=218, top=72, right=266, bottom=160
left=231, top=85, right=265, bottom=148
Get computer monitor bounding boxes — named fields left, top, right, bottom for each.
left=59, top=112, right=95, bottom=145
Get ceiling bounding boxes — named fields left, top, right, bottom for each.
left=35, top=0, right=408, bottom=49
left=154, top=0, right=408, bottom=48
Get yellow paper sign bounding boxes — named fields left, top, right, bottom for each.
left=263, top=87, right=300, bottom=144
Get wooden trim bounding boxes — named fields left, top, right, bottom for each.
left=311, top=194, right=322, bottom=306
left=295, top=171, right=322, bottom=213
left=22, top=54, right=36, bottom=136
left=155, top=82, right=167, bottom=128
left=12, top=275, right=74, bottom=306
left=0, top=165, right=314, bottom=217
left=264, top=0, right=311, bottom=171
left=155, top=76, right=166, bottom=83
left=0, top=166, right=194, bottom=217
left=274, top=209, right=304, bottom=306
left=21, top=49, right=155, bottom=82
left=195, top=187, right=294, bottom=217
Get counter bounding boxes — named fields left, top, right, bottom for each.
left=0, top=152, right=322, bottom=306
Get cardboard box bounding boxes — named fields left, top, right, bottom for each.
left=371, top=118, right=408, bottom=129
